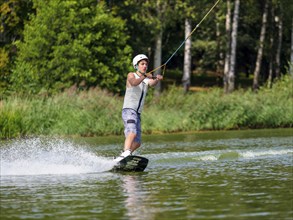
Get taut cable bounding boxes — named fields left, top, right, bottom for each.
left=147, top=0, right=222, bottom=77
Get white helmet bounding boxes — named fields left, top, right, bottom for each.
left=132, top=54, right=148, bottom=69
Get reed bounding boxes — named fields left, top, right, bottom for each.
left=144, top=75, right=293, bottom=133
left=0, top=76, right=292, bottom=139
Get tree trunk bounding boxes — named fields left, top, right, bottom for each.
left=182, top=18, right=192, bottom=93
left=223, top=0, right=232, bottom=93
left=267, top=4, right=274, bottom=88
left=267, top=35, right=274, bottom=88
left=291, top=18, right=293, bottom=77
left=275, top=7, right=283, bottom=78
left=227, top=0, right=240, bottom=93
left=216, top=13, right=224, bottom=83
left=253, top=0, right=269, bottom=92
left=154, top=29, right=163, bottom=95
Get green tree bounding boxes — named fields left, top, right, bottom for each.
left=0, top=0, right=33, bottom=96
left=175, top=0, right=220, bottom=92
left=122, top=0, right=178, bottom=94
left=237, top=0, right=292, bottom=86
left=12, top=0, right=132, bottom=95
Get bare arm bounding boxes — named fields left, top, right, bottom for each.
left=127, top=72, right=146, bottom=87
left=148, top=74, right=163, bottom=87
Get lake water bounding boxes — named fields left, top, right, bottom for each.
left=1, top=129, right=292, bottom=220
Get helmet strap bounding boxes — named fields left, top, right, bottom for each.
left=138, top=70, right=146, bottom=74
left=135, top=61, right=147, bottom=74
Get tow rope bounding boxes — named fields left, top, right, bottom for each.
left=147, top=0, right=222, bottom=77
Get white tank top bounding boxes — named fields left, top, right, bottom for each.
left=122, top=73, right=149, bottom=113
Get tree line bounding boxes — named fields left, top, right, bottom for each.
left=0, top=0, right=292, bottom=97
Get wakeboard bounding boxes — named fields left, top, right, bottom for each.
left=111, top=155, right=149, bottom=172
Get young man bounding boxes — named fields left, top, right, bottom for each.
left=115, top=54, right=163, bottom=161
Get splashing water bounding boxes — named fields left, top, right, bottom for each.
left=0, top=138, right=116, bottom=176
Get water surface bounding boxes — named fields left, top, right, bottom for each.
left=1, top=129, right=292, bottom=219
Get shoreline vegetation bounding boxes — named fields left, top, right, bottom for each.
left=0, top=75, right=292, bottom=139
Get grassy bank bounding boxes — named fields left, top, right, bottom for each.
left=0, top=76, right=292, bottom=139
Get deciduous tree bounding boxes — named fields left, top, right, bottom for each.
left=0, top=0, right=33, bottom=96
left=253, top=0, right=269, bottom=91
left=227, top=0, right=240, bottom=93
left=11, top=0, right=132, bottom=95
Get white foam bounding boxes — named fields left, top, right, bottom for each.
left=0, top=138, right=116, bottom=176
left=146, top=147, right=293, bottom=163
left=241, top=149, right=293, bottom=159
left=198, top=155, right=218, bottom=161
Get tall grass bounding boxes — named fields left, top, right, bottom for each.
left=144, top=75, right=293, bottom=133
left=0, top=88, right=122, bottom=139
left=0, top=76, right=292, bottom=139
